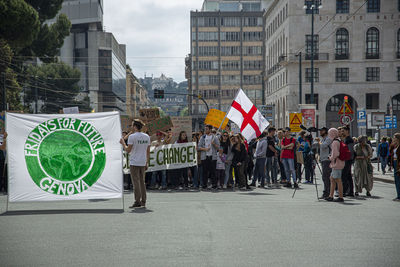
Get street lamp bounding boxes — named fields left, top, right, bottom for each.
left=304, top=0, right=322, bottom=105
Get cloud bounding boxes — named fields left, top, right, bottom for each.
left=104, top=0, right=203, bottom=82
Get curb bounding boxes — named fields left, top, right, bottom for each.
left=373, top=177, right=395, bottom=184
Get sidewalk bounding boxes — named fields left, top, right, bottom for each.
left=372, top=162, right=395, bottom=184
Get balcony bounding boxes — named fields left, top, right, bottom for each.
left=335, top=53, right=349, bottom=60
left=365, top=52, right=380, bottom=59
left=305, top=53, right=329, bottom=61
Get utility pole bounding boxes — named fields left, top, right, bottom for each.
left=310, top=0, right=315, bottom=105
left=2, top=72, right=6, bottom=112
left=297, top=52, right=302, bottom=104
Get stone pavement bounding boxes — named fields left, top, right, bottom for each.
left=0, top=175, right=399, bottom=267
left=372, top=162, right=395, bottom=183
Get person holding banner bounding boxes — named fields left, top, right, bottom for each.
left=150, top=131, right=167, bottom=190
left=120, top=119, right=150, bottom=208
left=175, top=131, right=189, bottom=189
left=198, top=125, right=220, bottom=189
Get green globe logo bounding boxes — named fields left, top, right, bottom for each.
left=24, top=118, right=106, bottom=195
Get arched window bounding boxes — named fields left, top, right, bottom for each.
left=366, top=27, right=379, bottom=59
left=397, top=29, right=400, bottom=59
left=335, top=28, right=349, bottom=59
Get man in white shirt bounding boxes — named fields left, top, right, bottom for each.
left=120, top=119, right=150, bottom=208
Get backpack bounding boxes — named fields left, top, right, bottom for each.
left=334, top=139, right=351, bottom=161
left=379, top=143, right=388, bottom=157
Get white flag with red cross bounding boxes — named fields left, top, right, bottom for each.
left=227, top=89, right=269, bottom=141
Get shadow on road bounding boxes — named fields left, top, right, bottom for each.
left=130, top=208, right=154, bottom=214
left=0, top=209, right=124, bottom=216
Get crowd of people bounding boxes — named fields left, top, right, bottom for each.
left=120, top=121, right=400, bottom=207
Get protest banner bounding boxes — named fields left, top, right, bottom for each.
left=147, top=142, right=197, bottom=172
left=171, top=116, right=192, bottom=142
left=204, top=109, right=229, bottom=129
left=146, top=116, right=173, bottom=135
left=139, top=108, right=160, bottom=122
left=6, top=111, right=123, bottom=202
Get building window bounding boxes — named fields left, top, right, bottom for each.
left=242, top=2, right=261, bottom=11
left=397, top=67, right=400, bottom=81
left=367, top=0, right=380, bottom=13
left=196, top=32, right=218, bottom=42
left=243, top=75, right=262, bottom=85
left=243, top=46, right=262, bottom=55
left=243, top=61, right=262, bottom=70
left=197, top=17, right=218, bottom=27
left=222, top=75, right=240, bottom=85
left=221, top=61, right=240, bottom=70
left=335, top=28, right=349, bottom=59
left=243, top=17, right=263, bottom=27
left=220, top=32, right=241, bottom=41
left=305, top=68, right=319, bottom=82
left=220, top=17, right=240, bottom=27
left=305, top=34, right=319, bottom=59
left=366, top=93, right=379, bottom=109
left=196, top=46, right=218, bottom=56
left=305, top=94, right=319, bottom=109
left=304, top=0, right=320, bottom=14
left=336, top=0, right=349, bottom=13
left=195, top=61, right=219, bottom=70
left=336, top=68, right=349, bottom=82
left=243, top=32, right=263, bottom=41
left=366, top=67, right=380, bottom=81
left=221, top=46, right=241, bottom=56
left=366, top=27, right=379, bottom=59
left=397, top=29, right=400, bottom=58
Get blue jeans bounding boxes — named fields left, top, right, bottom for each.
left=394, top=160, right=400, bottom=199
left=252, top=158, right=266, bottom=185
left=282, top=158, right=296, bottom=184
left=190, top=166, right=199, bottom=188
left=196, top=165, right=203, bottom=187
left=380, top=156, right=388, bottom=172
left=266, top=157, right=277, bottom=184
left=224, top=162, right=232, bottom=186
left=151, top=170, right=166, bottom=187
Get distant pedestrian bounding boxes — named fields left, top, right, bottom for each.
left=391, top=133, right=400, bottom=201
left=378, top=137, right=390, bottom=174
left=175, top=131, right=189, bottom=189
left=251, top=131, right=267, bottom=187
left=303, top=135, right=314, bottom=183
left=340, top=126, right=355, bottom=197
left=198, top=125, right=220, bottom=189
left=325, top=128, right=345, bottom=202
left=216, top=148, right=226, bottom=189
left=318, top=127, right=332, bottom=199
left=120, top=119, right=150, bottom=208
left=281, top=128, right=298, bottom=189
left=276, top=129, right=287, bottom=184
left=353, top=136, right=373, bottom=197
left=231, top=134, right=247, bottom=189
left=266, top=127, right=278, bottom=187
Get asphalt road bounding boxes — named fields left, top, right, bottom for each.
left=0, top=176, right=399, bottom=267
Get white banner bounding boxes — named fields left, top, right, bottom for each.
left=147, top=142, right=197, bottom=172
left=6, top=112, right=123, bottom=202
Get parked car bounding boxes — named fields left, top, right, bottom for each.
left=370, top=139, right=377, bottom=161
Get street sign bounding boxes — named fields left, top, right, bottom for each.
left=289, top=113, right=302, bottom=132
left=371, top=112, right=385, bottom=127
left=357, top=109, right=366, bottom=128
left=338, top=102, right=354, bottom=115
left=383, top=115, right=397, bottom=129
left=258, top=105, right=275, bottom=125
left=340, top=115, right=352, bottom=125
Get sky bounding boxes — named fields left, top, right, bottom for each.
left=104, top=0, right=204, bottom=82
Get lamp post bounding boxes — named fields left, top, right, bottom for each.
left=304, top=0, right=322, bottom=105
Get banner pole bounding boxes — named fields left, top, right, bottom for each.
left=217, top=113, right=228, bottom=132
left=220, top=88, right=242, bottom=133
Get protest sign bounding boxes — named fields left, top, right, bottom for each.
left=204, top=109, right=228, bottom=129
left=120, top=115, right=132, bottom=132
left=147, top=142, right=197, bottom=172
left=63, top=107, right=79, bottom=114
left=139, top=108, right=160, bottom=122
left=171, top=116, right=192, bottom=142
left=7, top=111, right=123, bottom=202
left=146, top=116, right=173, bottom=135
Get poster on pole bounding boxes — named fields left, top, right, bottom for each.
left=6, top=111, right=123, bottom=202
left=204, top=109, right=229, bottom=129
left=171, top=116, right=192, bottom=142
left=289, top=113, right=303, bottom=133
left=147, top=142, right=197, bottom=172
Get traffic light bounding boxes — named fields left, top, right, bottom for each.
left=154, top=89, right=164, bottom=99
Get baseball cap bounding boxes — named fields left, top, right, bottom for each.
left=318, top=127, right=328, bottom=131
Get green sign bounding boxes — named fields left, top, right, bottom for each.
left=24, top=118, right=106, bottom=195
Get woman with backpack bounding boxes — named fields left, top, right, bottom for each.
left=353, top=135, right=373, bottom=197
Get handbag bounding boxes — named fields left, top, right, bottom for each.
left=367, top=162, right=373, bottom=174
left=296, top=150, right=304, bottom=165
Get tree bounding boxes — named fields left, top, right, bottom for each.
left=26, top=62, right=91, bottom=113
left=179, top=107, right=189, bottom=117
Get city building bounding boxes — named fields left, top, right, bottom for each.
left=49, top=0, right=127, bottom=113
left=264, top=0, right=400, bottom=135
left=190, top=0, right=273, bottom=127
left=126, top=66, right=151, bottom=118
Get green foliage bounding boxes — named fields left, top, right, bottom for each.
left=26, top=62, right=90, bottom=113
left=180, top=107, right=189, bottom=117
left=0, top=0, right=40, bottom=50
left=25, top=0, right=63, bottom=22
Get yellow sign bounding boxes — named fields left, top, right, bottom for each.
left=338, top=102, right=354, bottom=115
left=204, top=109, right=229, bottom=129
left=289, top=113, right=303, bottom=133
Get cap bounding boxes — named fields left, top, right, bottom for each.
left=133, top=119, right=145, bottom=127
left=318, top=127, right=328, bottom=131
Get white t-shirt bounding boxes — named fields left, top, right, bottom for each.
left=127, top=132, right=150, bottom=166
left=205, top=134, right=213, bottom=156
left=394, top=148, right=398, bottom=160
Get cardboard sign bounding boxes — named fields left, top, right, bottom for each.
left=139, top=108, right=160, bottom=122
left=120, top=116, right=133, bottom=132
left=63, top=107, right=79, bottom=114
left=289, top=113, right=303, bottom=133
left=146, top=116, right=174, bottom=135
left=171, top=116, right=192, bottom=142
left=204, top=109, right=229, bottom=129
